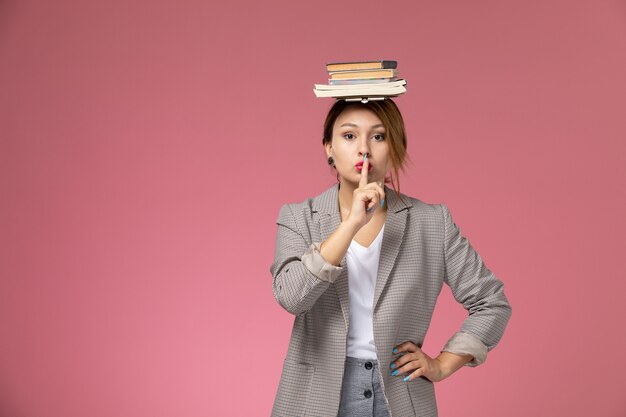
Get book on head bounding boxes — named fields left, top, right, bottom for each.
left=326, top=60, right=397, bottom=72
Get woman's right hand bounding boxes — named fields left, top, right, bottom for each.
left=347, top=155, right=386, bottom=230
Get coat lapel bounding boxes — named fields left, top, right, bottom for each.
left=312, top=183, right=412, bottom=330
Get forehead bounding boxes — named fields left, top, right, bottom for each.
left=334, top=106, right=384, bottom=128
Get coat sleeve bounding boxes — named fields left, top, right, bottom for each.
left=270, top=203, right=344, bottom=316
left=438, top=203, right=512, bottom=367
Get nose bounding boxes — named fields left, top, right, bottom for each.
left=357, top=135, right=371, bottom=158
left=358, top=147, right=371, bottom=159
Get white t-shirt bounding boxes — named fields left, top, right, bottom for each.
left=345, top=224, right=385, bottom=359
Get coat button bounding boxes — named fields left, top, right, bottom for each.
left=364, top=389, right=372, bottom=398
left=365, top=361, right=373, bottom=370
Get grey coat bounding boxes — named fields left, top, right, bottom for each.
left=270, top=183, right=512, bottom=417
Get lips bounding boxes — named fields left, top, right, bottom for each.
left=355, top=162, right=373, bottom=171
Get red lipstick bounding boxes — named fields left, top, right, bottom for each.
left=355, top=161, right=373, bottom=171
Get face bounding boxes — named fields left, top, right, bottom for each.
left=325, top=106, right=390, bottom=186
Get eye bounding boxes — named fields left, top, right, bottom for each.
left=343, top=133, right=356, bottom=140
left=373, top=133, right=386, bottom=141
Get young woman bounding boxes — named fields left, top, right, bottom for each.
left=270, top=98, right=512, bottom=417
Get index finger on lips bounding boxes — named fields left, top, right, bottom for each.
left=359, top=155, right=368, bottom=189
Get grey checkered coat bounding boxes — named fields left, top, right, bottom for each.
left=270, top=183, right=512, bottom=417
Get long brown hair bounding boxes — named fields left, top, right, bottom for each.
left=322, top=99, right=411, bottom=210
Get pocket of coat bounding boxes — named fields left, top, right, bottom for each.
left=273, top=358, right=315, bottom=417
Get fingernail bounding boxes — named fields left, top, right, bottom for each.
left=391, top=370, right=399, bottom=376
left=380, top=198, right=385, bottom=207
left=403, top=376, right=410, bottom=382
left=364, top=154, right=367, bottom=161
left=390, top=363, right=396, bottom=369
left=392, top=347, right=398, bottom=353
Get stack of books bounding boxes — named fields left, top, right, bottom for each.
left=313, top=60, right=407, bottom=102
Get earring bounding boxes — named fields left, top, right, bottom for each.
left=328, top=156, right=340, bottom=182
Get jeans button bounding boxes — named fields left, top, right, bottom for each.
left=364, top=389, right=372, bottom=398
left=365, top=361, right=373, bottom=370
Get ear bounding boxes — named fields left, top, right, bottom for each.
left=324, top=142, right=332, bottom=158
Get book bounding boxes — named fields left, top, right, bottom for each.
left=314, top=60, right=407, bottom=101
left=313, top=79, right=407, bottom=98
left=329, top=78, right=397, bottom=85
left=329, top=68, right=398, bottom=80
left=326, top=60, right=397, bottom=72
left=315, top=79, right=406, bottom=91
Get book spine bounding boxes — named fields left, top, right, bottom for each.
left=326, top=60, right=397, bottom=72
left=329, top=69, right=398, bottom=80
left=329, top=78, right=396, bottom=85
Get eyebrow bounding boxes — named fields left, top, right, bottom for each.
left=339, top=123, right=385, bottom=129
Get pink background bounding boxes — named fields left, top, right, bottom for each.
left=1, top=0, right=625, bottom=416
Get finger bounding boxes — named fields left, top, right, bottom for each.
left=390, top=352, right=418, bottom=371
left=363, top=181, right=385, bottom=206
left=404, top=367, right=425, bottom=382
left=364, top=188, right=380, bottom=211
left=393, top=341, right=418, bottom=353
left=359, top=155, right=369, bottom=189
left=363, top=189, right=379, bottom=212
left=391, top=355, right=421, bottom=376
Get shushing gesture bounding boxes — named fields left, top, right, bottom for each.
left=347, top=154, right=386, bottom=229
